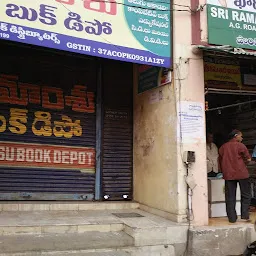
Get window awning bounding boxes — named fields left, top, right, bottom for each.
left=195, top=45, right=256, bottom=59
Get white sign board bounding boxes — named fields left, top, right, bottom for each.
left=207, top=0, right=256, bottom=12
left=178, top=101, right=205, bottom=143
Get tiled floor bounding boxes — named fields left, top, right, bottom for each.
left=209, top=211, right=256, bottom=227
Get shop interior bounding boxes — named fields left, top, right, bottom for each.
left=206, top=91, right=256, bottom=152
left=204, top=54, right=256, bottom=221
left=206, top=89, right=256, bottom=221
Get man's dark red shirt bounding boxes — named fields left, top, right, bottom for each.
left=219, top=138, right=251, bottom=180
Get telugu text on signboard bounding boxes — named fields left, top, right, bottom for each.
left=204, top=56, right=242, bottom=89
left=0, top=0, right=171, bottom=67
left=0, top=73, right=96, bottom=172
left=207, top=0, right=256, bottom=50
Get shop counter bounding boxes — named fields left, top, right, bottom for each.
left=248, top=163, right=256, bottom=206
left=208, top=178, right=241, bottom=217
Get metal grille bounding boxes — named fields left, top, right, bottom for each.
left=0, top=42, right=97, bottom=200
left=102, top=60, right=133, bottom=201
left=112, top=213, right=144, bottom=218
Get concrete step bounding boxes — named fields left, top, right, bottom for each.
left=188, top=224, right=255, bottom=256
left=50, top=252, right=130, bottom=256
left=0, top=202, right=139, bottom=212
left=0, top=251, right=131, bottom=256
left=0, top=210, right=124, bottom=235
left=0, top=208, right=187, bottom=256
left=0, top=244, right=175, bottom=256
left=0, top=231, right=134, bottom=254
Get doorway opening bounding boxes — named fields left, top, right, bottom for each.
left=206, top=89, right=256, bottom=223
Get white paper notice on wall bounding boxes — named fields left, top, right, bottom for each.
left=177, top=101, right=205, bottom=143
left=149, top=90, right=163, bottom=104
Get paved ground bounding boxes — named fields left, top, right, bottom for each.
left=0, top=208, right=185, bottom=256
left=0, top=231, right=133, bottom=253
left=0, top=208, right=184, bottom=229
left=1, top=206, right=253, bottom=255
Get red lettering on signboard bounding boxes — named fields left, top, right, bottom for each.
left=0, top=76, right=27, bottom=105
left=0, top=74, right=95, bottom=113
left=0, top=75, right=40, bottom=106
left=42, top=86, right=64, bottom=110
left=19, top=83, right=40, bottom=105
left=0, top=142, right=95, bottom=170
left=204, top=63, right=240, bottom=75
left=55, top=0, right=117, bottom=15
left=65, top=85, right=95, bottom=113
left=83, top=0, right=117, bottom=15
left=55, top=0, right=74, bottom=5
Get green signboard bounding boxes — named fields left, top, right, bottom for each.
left=138, top=65, right=171, bottom=94
left=207, top=0, right=256, bottom=50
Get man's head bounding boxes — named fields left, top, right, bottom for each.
left=207, top=132, right=214, bottom=144
left=229, top=129, right=243, bottom=142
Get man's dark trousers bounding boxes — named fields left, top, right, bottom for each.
left=225, top=179, right=251, bottom=223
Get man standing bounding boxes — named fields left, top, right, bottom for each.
left=206, top=132, right=219, bottom=177
left=219, top=130, right=251, bottom=223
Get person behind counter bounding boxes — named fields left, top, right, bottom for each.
left=219, top=129, right=251, bottom=223
left=207, top=132, right=219, bottom=177
left=252, top=145, right=256, bottom=160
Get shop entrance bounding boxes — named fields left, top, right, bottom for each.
left=206, top=91, right=256, bottom=150
left=203, top=51, right=256, bottom=219
left=0, top=41, right=133, bottom=201
left=206, top=88, right=256, bottom=218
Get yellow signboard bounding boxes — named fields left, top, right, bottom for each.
left=204, top=62, right=242, bottom=88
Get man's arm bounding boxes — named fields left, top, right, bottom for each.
left=239, top=144, right=251, bottom=162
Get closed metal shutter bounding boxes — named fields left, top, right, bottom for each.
left=102, top=60, right=133, bottom=200
left=0, top=42, right=97, bottom=200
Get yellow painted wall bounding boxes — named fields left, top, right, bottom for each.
left=133, top=66, right=187, bottom=222
left=133, top=0, right=209, bottom=225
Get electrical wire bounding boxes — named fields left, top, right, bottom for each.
left=53, top=0, right=194, bottom=53
left=84, top=0, right=193, bottom=9
left=80, top=0, right=194, bottom=9
left=53, top=0, right=178, bottom=58
left=183, top=164, right=195, bottom=256
left=174, top=59, right=197, bottom=256
left=56, top=0, right=192, bottom=12
left=92, top=0, right=171, bottom=5
left=207, top=99, right=256, bottom=112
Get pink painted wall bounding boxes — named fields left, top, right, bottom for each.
left=173, top=0, right=208, bottom=226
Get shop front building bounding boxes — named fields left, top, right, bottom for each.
left=0, top=41, right=134, bottom=201
left=203, top=49, right=256, bottom=217
left=0, top=0, right=171, bottom=201
left=188, top=0, right=256, bottom=222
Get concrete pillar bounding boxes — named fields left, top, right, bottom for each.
left=132, top=0, right=208, bottom=226
left=133, top=64, right=186, bottom=223
left=173, top=0, right=208, bottom=226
